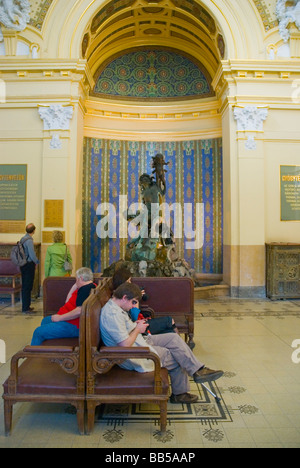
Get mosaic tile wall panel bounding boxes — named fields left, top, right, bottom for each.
left=94, top=50, right=213, bottom=100
left=82, top=138, right=223, bottom=274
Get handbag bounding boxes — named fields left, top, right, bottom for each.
left=147, top=316, right=176, bottom=335
left=63, top=244, right=73, bottom=272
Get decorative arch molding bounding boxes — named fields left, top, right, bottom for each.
left=41, top=0, right=266, bottom=61
left=10, top=0, right=276, bottom=44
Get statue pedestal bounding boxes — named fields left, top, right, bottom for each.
left=102, top=258, right=194, bottom=279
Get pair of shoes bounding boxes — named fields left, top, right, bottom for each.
left=193, top=367, right=224, bottom=384
left=22, top=309, right=36, bottom=315
left=170, top=393, right=199, bottom=404
left=29, top=307, right=35, bottom=311
left=188, top=340, right=196, bottom=350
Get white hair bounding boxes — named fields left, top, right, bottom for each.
left=76, top=267, right=93, bottom=282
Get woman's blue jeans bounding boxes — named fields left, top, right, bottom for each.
left=31, top=316, right=79, bottom=346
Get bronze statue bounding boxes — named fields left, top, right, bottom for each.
left=125, top=154, right=176, bottom=263
left=103, top=153, right=193, bottom=279
left=151, top=153, right=169, bottom=192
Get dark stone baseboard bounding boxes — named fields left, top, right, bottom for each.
left=230, top=286, right=266, bottom=299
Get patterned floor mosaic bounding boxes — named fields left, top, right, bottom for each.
left=97, top=381, right=228, bottom=444
left=194, top=298, right=300, bottom=319
left=1, top=296, right=300, bottom=447
left=95, top=371, right=267, bottom=444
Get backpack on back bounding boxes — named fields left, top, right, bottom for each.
left=10, top=239, right=27, bottom=267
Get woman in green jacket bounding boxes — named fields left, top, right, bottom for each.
left=45, top=231, right=73, bottom=277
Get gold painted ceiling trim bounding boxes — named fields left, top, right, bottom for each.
left=85, top=95, right=221, bottom=117
left=83, top=126, right=222, bottom=141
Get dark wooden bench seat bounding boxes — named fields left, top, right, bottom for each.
left=0, top=258, right=22, bottom=306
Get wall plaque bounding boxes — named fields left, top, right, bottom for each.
left=0, top=165, right=27, bottom=233
left=44, top=200, right=64, bottom=228
left=280, top=165, right=300, bottom=221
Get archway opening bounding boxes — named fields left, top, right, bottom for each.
left=82, top=0, right=225, bottom=88
left=81, top=0, right=224, bottom=278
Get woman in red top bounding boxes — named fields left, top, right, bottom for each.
left=31, top=268, right=96, bottom=346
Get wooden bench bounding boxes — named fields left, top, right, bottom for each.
left=3, top=308, right=86, bottom=436
left=0, top=258, right=22, bottom=306
left=42, top=276, right=104, bottom=317
left=43, top=275, right=195, bottom=348
left=4, top=276, right=195, bottom=434
left=132, top=277, right=195, bottom=349
left=84, top=280, right=169, bottom=434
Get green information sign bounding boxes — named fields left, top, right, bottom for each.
left=280, top=165, right=300, bottom=222
left=0, top=165, right=27, bottom=221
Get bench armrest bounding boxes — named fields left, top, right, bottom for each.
left=0, top=274, right=21, bottom=278
left=99, top=346, right=152, bottom=356
left=7, top=346, right=80, bottom=395
left=91, top=345, right=163, bottom=394
left=23, top=345, right=75, bottom=354
left=96, top=345, right=161, bottom=369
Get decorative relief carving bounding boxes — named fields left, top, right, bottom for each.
left=276, top=0, right=300, bottom=42
left=233, top=106, right=268, bottom=132
left=38, top=105, right=73, bottom=131
left=92, top=356, right=125, bottom=375
left=38, top=105, right=73, bottom=150
left=50, top=355, right=79, bottom=375
left=0, top=0, right=31, bottom=41
left=245, top=135, right=257, bottom=151
left=49, top=134, right=62, bottom=150
left=233, top=106, right=268, bottom=151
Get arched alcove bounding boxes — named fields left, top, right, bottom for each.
left=2, top=0, right=298, bottom=297
left=81, top=0, right=223, bottom=78
left=36, top=0, right=272, bottom=283
left=40, top=0, right=266, bottom=62
left=40, top=0, right=266, bottom=61
left=76, top=0, right=226, bottom=274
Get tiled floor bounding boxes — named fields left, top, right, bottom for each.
left=0, top=296, right=300, bottom=448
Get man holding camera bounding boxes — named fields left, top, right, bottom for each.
left=100, top=282, right=223, bottom=404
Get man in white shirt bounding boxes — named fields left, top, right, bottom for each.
left=100, top=282, right=223, bottom=404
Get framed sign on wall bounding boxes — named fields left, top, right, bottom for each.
left=0, top=164, right=27, bottom=233
left=44, top=200, right=64, bottom=228
left=280, top=165, right=300, bottom=222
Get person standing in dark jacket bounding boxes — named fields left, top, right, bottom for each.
left=20, top=223, right=39, bottom=314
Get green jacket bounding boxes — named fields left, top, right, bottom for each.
left=44, top=243, right=73, bottom=277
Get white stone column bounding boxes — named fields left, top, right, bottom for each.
left=231, top=105, right=269, bottom=297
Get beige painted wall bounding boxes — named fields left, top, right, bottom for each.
left=0, top=63, right=87, bottom=283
